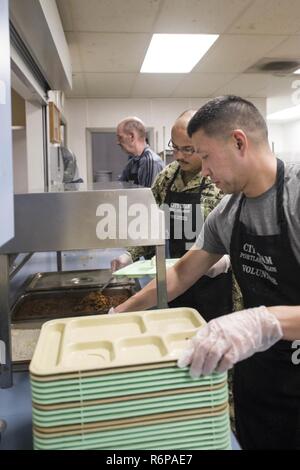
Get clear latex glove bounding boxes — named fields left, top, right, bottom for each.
left=205, top=255, right=231, bottom=278
left=108, top=307, right=117, bottom=314
left=111, top=252, right=133, bottom=272
left=177, top=306, right=283, bottom=378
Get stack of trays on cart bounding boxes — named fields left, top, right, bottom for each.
left=30, top=308, right=231, bottom=450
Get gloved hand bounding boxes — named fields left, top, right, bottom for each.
left=111, top=252, right=133, bottom=272
left=205, top=255, right=231, bottom=278
left=177, top=306, right=283, bottom=378
left=108, top=307, right=117, bottom=314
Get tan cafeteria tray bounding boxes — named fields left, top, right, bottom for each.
left=30, top=308, right=205, bottom=376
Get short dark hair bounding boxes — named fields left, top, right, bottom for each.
left=187, top=95, right=268, bottom=143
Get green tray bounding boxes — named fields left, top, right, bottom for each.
left=34, top=424, right=230, bottom=449
left=31, top=368, right=226, bottom=389
left=33, top=413, right=229, bottom=447
left=31, top=374, right=226, bottom=395
left=113, top=259, right=180, bottom=278
left=32, top=390, right=228, bottom=427
left=31, top=370, right=227, bottom=405
left=31, top=380, right=227, bottom=405
left=33, top=388, right=228, bottom=418
left=34, top=431, right=231, bottom=450
left=34, top=432, right=231, bottom=451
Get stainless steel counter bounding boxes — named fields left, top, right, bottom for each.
left=0, top=187, right=167, bottom=388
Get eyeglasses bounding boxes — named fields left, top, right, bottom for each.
left=168, top=139, right=196, bottom=156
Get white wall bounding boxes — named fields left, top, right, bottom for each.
left=268, top=119, right=300, bottom=163
left=65, top=97, right=266, bottom=183
left=12, top=128, right=28, bottom=193
left=49, top=144, right=63, bottom=186
left=25, top=101, right=45, bottom=191
left=281, top=120, right=300, bottom=162
left=0, top=0, right=14, bottom=246
left=268, top=122, right=284, bottom=154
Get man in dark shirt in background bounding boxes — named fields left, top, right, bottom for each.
left=117, top=116, right=164, bottom=187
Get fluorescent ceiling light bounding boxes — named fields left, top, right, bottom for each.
left=140, top=34, right=219, bottom=73
left=267, top=104, right=300, bottom=122
left=293, top=68, right=300, bottom=74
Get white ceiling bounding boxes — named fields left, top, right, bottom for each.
left=56, top=0, right=300, bottom=102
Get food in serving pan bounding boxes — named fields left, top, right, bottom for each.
left=74, top=291, right=129, bottom=313
left=12, top=288, right=132, bottom=321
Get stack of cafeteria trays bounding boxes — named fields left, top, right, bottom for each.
left=29, top=308, right=231, bottom=450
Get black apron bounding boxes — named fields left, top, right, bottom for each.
left=165, top=166, right=232, bottom=321
left=230, top=158, right=300, bottom=449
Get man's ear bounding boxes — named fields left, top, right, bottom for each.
left=232, top=129, right=247, bottom=153
left=236, top=139, right=242, bottom=150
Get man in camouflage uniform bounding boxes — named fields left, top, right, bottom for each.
left=112, top=110, right=241, bottom=320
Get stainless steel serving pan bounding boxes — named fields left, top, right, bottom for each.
left=24, top=269, right=135, bottom=291
left=11, top=285, right=134, bottom=325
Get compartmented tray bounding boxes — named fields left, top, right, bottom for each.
left=33, top=411, right=231, bottom=450
left=33, top=413, right=230, bottom=449
left=113, top=259, right=180, bottom=278
left=33, top=406, right=228, bottom=437
left=11, top=286, right=133, bottom=322
left=30, top=308, right=205, bottom=375
left=31, top=368, right=226, bottom=393
left=25, top=269, right=134, bottom=291
left=30, top=308, right=231, bottom=451
left=32, top=389, right=229, bottom=427
left=31, top=378, right=226, bottom=407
